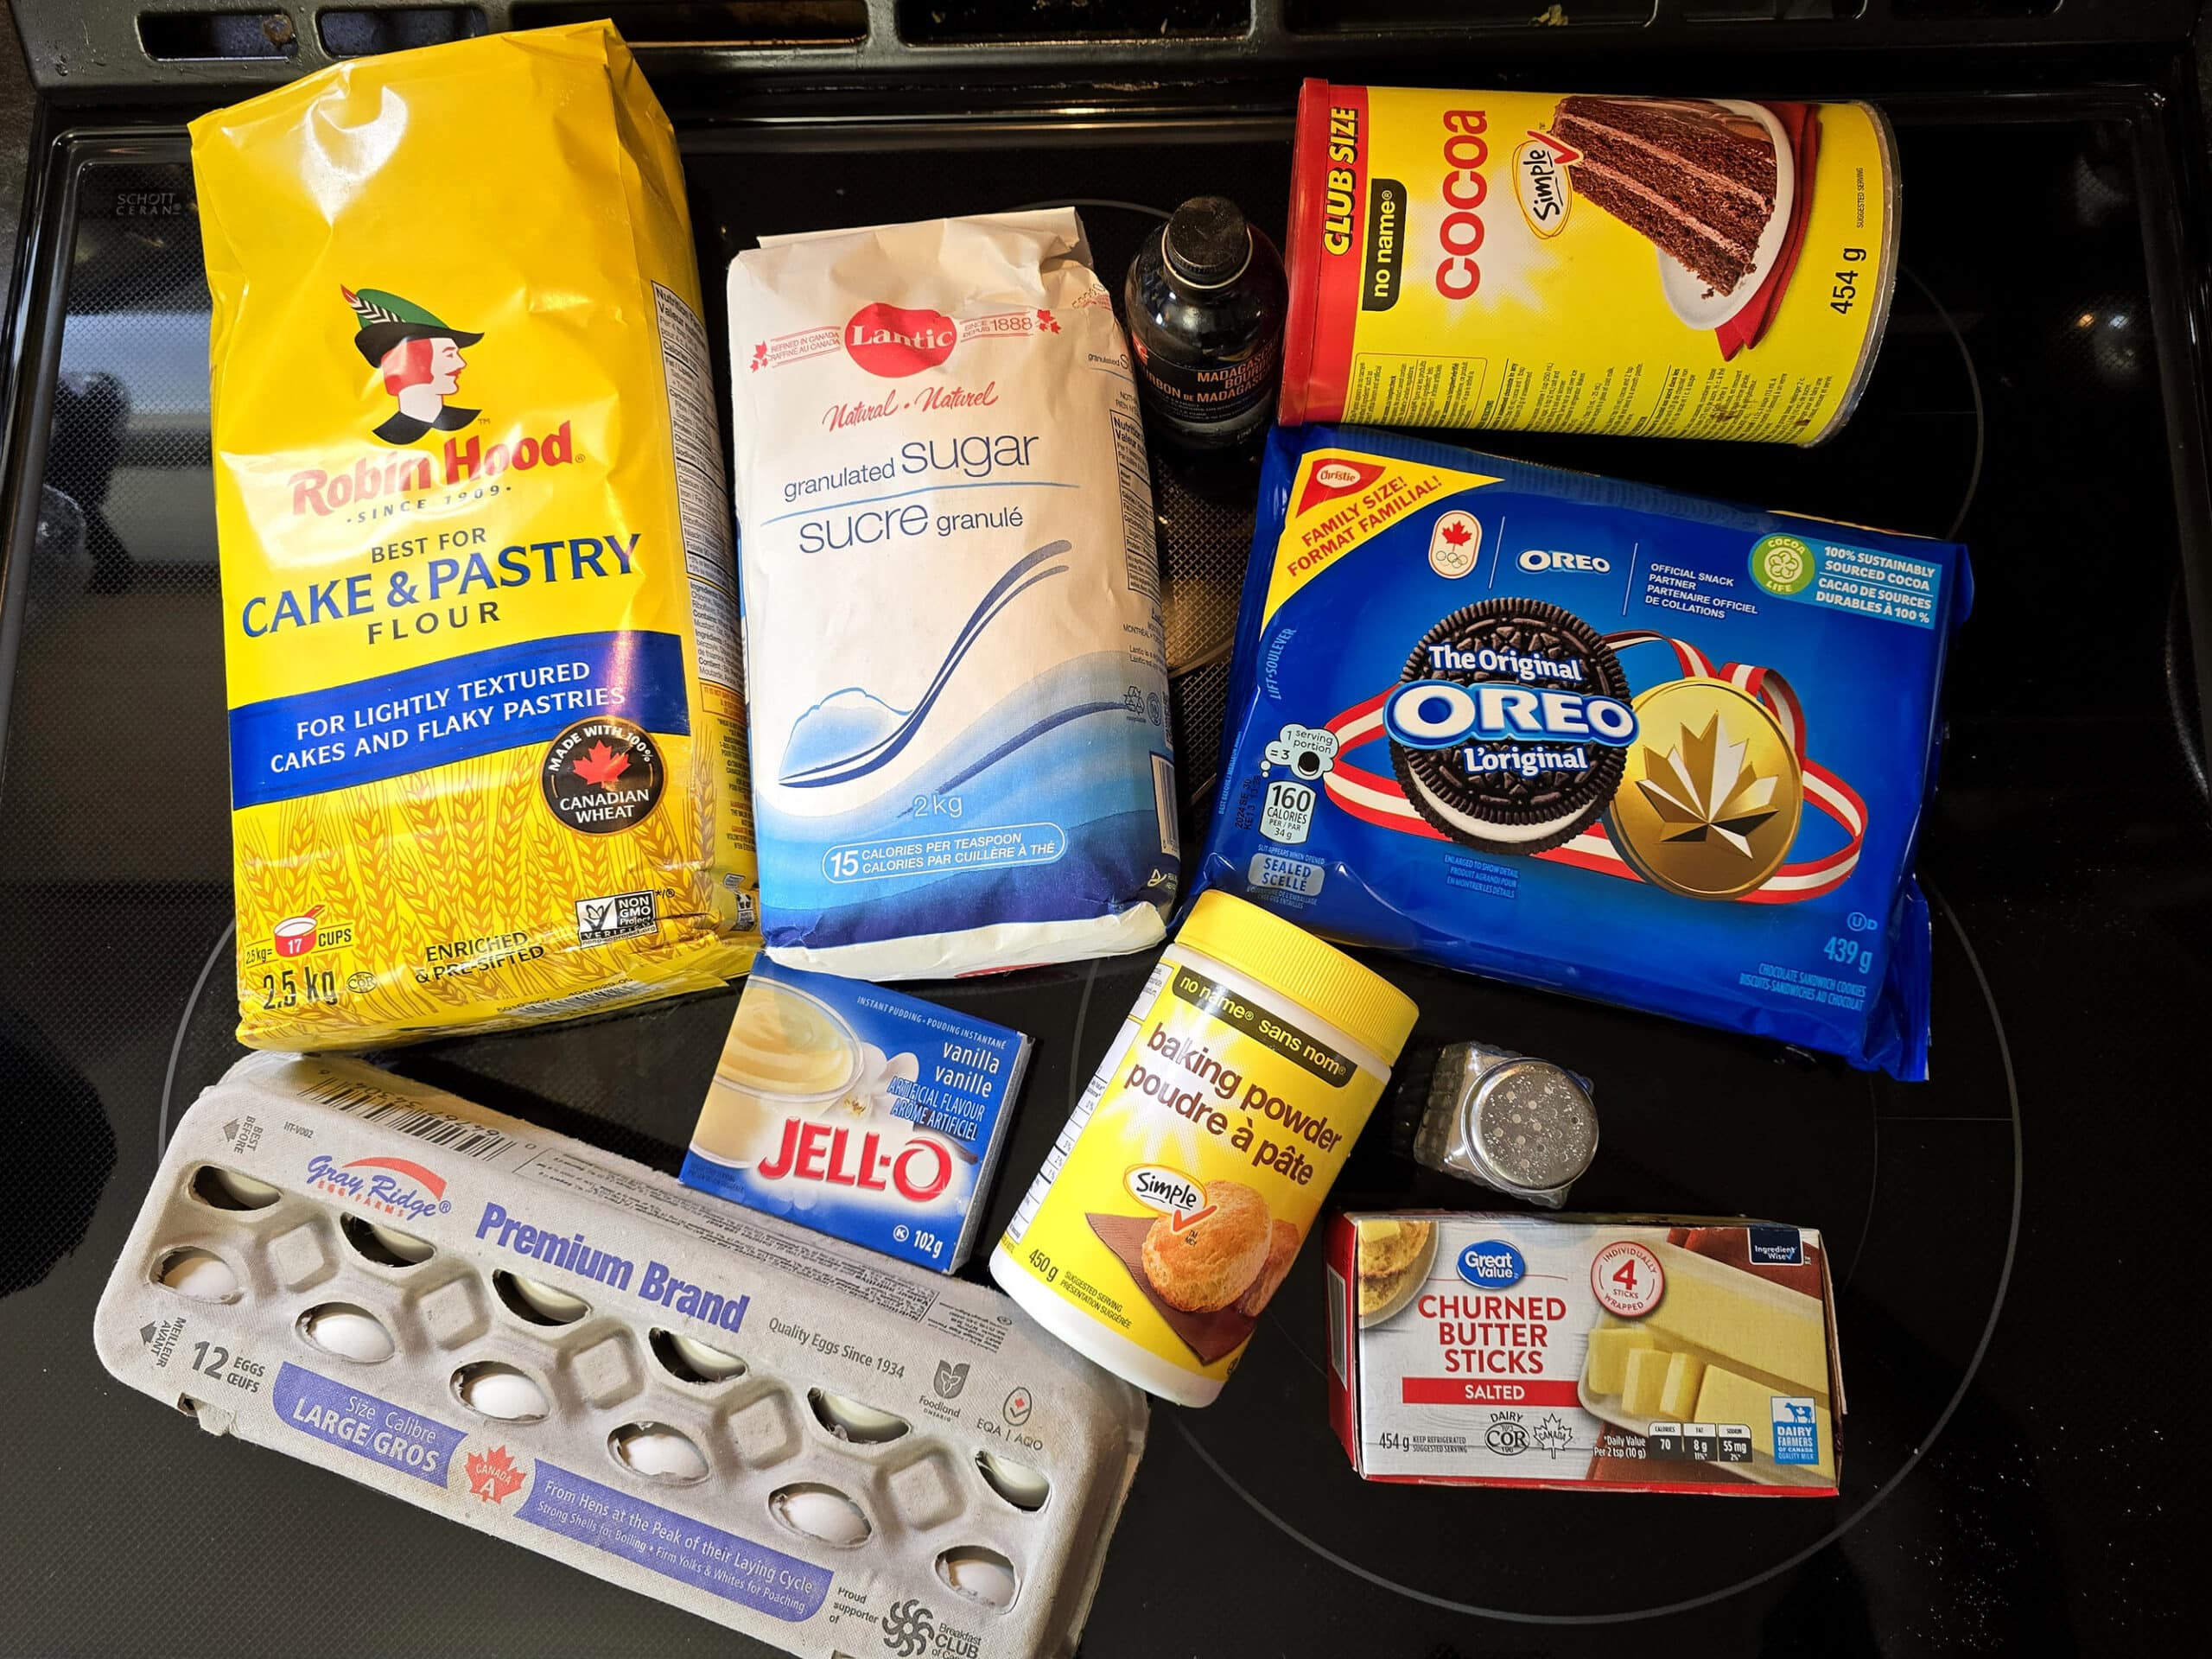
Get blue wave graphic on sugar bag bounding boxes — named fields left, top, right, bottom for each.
left=780, top=541, right=1071, bottom=787
left=760, top=652, right=1173, bottom=952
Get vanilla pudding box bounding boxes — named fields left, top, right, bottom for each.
left=1327, top=1211, right=1844, bottom=1495
left=683, top=962, right=1031, bottom=1271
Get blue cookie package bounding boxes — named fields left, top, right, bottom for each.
left=1192, top=425, right=1973, bottom=1079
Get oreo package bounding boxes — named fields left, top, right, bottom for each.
left=1193, top=426, right=1972, bottom=1079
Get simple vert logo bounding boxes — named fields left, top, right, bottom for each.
left=342, top=285, right=482, bottom=447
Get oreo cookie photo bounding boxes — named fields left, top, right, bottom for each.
left=1385, top=600, right=1633, bottom=855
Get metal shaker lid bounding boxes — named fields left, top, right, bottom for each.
left=1465, top=1059, right=1599, bottom=1197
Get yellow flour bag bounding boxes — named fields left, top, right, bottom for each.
left=194, top=22, right=758, bottom=1048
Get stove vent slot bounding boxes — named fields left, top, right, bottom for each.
left=1684, top=1, right=1866, bottom=18
left=1285, top=1, right=1651, bottom=29
left=899, top=1, right=1249, bottom=41
left=137, top=10, right=300, bottom=59
left=1891, top=0, right=2057, bottom=16
left=318, top=7, right=487, bottom=56
left=508, top=2, right=868, bottom=42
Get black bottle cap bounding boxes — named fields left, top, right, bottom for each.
left=1164, top=195, right=1253, bottom=288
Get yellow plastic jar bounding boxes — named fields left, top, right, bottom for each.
left=990, top=892, right=1418, bottom=1405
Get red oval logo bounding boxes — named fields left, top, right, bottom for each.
left=844, top=303, right=957, bottom=378
left=891, top=1138, right=953, bottom=1204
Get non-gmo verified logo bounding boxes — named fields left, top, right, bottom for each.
left=1458, top=1239, right=1526, bottom=1288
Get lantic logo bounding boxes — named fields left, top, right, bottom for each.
left=304, top=1153, right=450, bottom=1224
left=342, top=286, right=482, bottom=447
left=845, top=302, right=958, bottom=377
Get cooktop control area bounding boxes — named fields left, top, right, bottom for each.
left=1, top=37, right=2208, bottom=1659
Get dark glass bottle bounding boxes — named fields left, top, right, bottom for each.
left=1124, top=196, right=1288, bottom=450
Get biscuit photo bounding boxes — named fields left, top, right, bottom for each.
left=1140, top=1179, right=1274, bottom=1313
left=1357, top=1217, right=1436, bottom=1319
left=1236, top=1219, right=1302, bottom=1318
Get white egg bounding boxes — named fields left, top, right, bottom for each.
left=455, top=1363, right=547, bottom=1421
left=938, top=1548, right=1017, bottom=1608
left=497, top=1271, right=588, bottom=1324
left=302, top=1306, right=395, bottom=1363
left=664, top=1332, right=745, bottom=1382
left=810, top=1389, right=908, bottom=1443
left=362, top=1222, right=434, bottom=1265
left=157, top=1249, right=238, bottom=1302
left=976, top=1452, right=1050, bottom=1511
left=194, top=1166, right=279, bottom=1211
left=772, top=1484, right=871, bottom=1548
left=612, top=1423, right=708, bottom=1483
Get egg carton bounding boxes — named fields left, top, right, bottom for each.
left=93, top=1052, right=1147, bottom=1659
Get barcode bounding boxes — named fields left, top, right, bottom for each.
left=1004, top=958, right=1172, bottom=1244
left=304, top=1077, right=517, bottom=1162
left=505, top=980, right=646, bottom=1020
left=1152, top=752, right=1179, bottom=859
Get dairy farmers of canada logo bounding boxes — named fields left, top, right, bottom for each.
left=304, top=1153, right=451, bottom=1224
left=341, top=285, right=483, bottom=447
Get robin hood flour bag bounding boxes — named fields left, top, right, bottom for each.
left=727, top=213, right=1179, bottom=978
left=195, top=22, right=759, bottom=1048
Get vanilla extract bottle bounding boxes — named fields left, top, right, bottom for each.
left=1124, top=196, right=1288, bottom=450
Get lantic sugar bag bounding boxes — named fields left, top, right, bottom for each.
left=728, top=212, right=1179, bottom=979
left=196, top=22, right=758, bottom=1048
left=1193, top=425, right=1971, bottom=1078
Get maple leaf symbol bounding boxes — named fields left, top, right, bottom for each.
left=1635, top=712, right=1780, bottom=858
left=1440, top=519, right=1472, bottom=548
left=749, top=340, right=767, bottom=372
left=465, top=1445, right=525, bottom=1504
left=571, top=741, right=630, bottom=790
left=1036, top=309, right=1060, bottom=334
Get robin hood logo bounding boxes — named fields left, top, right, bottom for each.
left=285, top=287, right=575, bottom=518
left=343, top=285, right=482, bottom=447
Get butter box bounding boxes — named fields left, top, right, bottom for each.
left=1325, top=1211, right=1844, bottom=1495
left=682, top=962, right=1030, bottom=1271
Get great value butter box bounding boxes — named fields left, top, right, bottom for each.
left=1325, top=1212, right=1844, bottom=1495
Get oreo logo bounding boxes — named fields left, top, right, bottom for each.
left=1388, top=599, right=1634, bottom=856
left=1458, top=1240, right=1526, bottom=1287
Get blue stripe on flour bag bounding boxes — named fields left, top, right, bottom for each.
left=230, top=630, right=690, bottom=809
left=272, top=1362, right=468, bottom=1485
left=516, top=1462, right=832, bottom=1620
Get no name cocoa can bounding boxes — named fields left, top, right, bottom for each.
left=1280, top=80, right=1899, bottom=445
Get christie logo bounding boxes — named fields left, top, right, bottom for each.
left=847, top=303, right=958, bottom=377
left=305, top=1153, right=450, bottom=1224
left=1458, top=1239, right=1526, bottom=1287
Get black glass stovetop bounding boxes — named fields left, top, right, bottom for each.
left=0, top=79, right=2206, bottom=1657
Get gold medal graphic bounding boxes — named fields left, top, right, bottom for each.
left=1606, top=678, right=1804, bottom=900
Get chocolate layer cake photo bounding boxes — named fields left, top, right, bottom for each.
left=1549, top=95, right=1783, bottom=296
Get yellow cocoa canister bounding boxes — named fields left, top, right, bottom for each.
left=1279, top=80, right=1899, bottom=445
left=991, top=892, right=1417, bottom=1405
